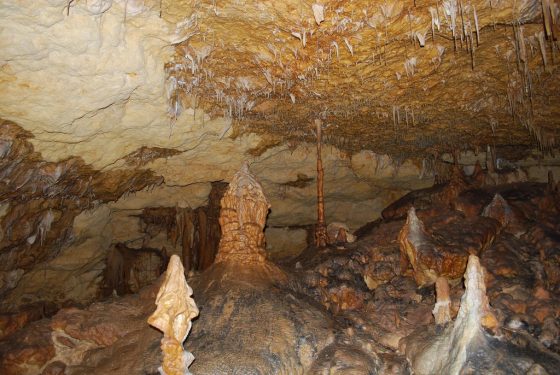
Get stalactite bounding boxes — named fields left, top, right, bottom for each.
left=195, top=209, right=207, bottom=269
left=536, top=31, right=548, bottom=68
left=473, top=5, right=480, bottom=46
left=177, top=207, right=196, bottom=273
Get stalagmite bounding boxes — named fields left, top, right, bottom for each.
left=406, top=255, right=498, bottom=374
left=214, top=162, right=270, bottom=263
left=327, top=222, right=356, bottom=245
left=547, top=170, right=556, bottom=192
left=433, top=276, right=451, bottom=325
left=482, top=193, right=513, bottom=227
left=399, top=207, right=439, bottom=285
left=314, top=119, right=328, bottom=248
left=452, top=255, right=498, bottom=334
left=440, top=255, right=498, bottom=372
left=148, top=255, right=199, bottom=375
left=399, top=207, right=472, bottom=286
left=486, top=145, right=496, bottom=173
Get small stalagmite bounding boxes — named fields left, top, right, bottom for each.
left=148, top=255, right=199, bottom=375
left=405, top=255, right=498, bottom=374
left=214, top=162, right=270, bottom=263
left=399, top=207, right=468, bottom=286
left=399, top=207, right=438, bottom=286
left=326, top=222, right=356, bottom=245
left=433, top=276, right=451, bottom=325
left=454, top=255, right=498, bottom=335
left=439, top=164, right=469, bottom=204
left=482, top=193, right=513, bottom=227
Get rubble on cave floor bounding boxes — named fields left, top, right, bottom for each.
left=1, top=167, right=560, bottom=374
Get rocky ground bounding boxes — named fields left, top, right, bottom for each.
left=1, top=165, right=559, bottom=374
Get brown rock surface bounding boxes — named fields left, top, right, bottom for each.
left=398, top=207, right=499, bottom=286
left=1, top=167, right=560, bottom=374
left=0, top=0, right=559, bottom=371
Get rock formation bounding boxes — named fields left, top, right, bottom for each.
left=185, top=164, right=340, bottom=374
left=148, top=255, right=199, bottom=375
left=405, top=255, right=498, bottom=374
left=433, top=276, right=452, bottom=325
left=398, top=207, right=468, bottom=286
left=314, top=119, right=328, bottom=248
left=1, top=177, right=559, bottom=374
left=399, top=207, right=438, bottom=285
left=482, top=193, right=514, bottom=227
left=0, top=0, right=559, bottom=372
left=214, top=162, right=270, bottom=264
left=398, top=204, right=502, bottom=286
left=326, top=222, right=356, bottom=245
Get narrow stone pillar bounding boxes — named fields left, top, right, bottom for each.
left=314, top=119, right=328, bottom=248
left=433, top=276, right=451, bottom=325
left=148, top=255, right=199, bottom=375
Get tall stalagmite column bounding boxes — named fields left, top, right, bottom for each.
left=214, top=162, right=270, bottom=264
left=314, top=119, right=328, bottom=248
left=148, top=255, right=199, bottom=375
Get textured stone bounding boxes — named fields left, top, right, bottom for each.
left=405, top=255, right=499, bottom=374
left=148, top=255, right=199, bottom=375
left=215, top=163, right=270, bottom=264
left=398, top=208, right=467, bottom=286
left=433, top=277, right=451, bottom=325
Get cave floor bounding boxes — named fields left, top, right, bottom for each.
left=1, top=177, right=560, bottom=374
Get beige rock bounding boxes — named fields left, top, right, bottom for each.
left=405, top=255, right=498, bottom=375
left=148, top=255, right=199, bottom=375
left=433, top=277, right=451, bottom=325
left=215, top=163, right=270, bottom=264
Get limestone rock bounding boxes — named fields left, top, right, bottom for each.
left=148, top=255, right=199, bottom=375
left=405, top=255, right=499, bottom=374
left=433, top=277, right=451, bottom=325
left=327, top=222, right=356, bottom=245
left=398, top=207, right=467, bottom=286
left=215, top=162, right=270, bottom=264
left=398, top=205, right=502, bottom=287
left=482, top=194, right=514, bottom=227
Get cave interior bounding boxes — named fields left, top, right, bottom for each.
left=1, top=0, right=560, bottom=374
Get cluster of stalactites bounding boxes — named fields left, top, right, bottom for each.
left=214, top=162, right=270, bottom=264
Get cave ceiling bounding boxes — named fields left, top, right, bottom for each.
left=163, top=0, right=559, bottom=159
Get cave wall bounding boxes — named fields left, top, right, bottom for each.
left=1, top=0, right=559, bottom=314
